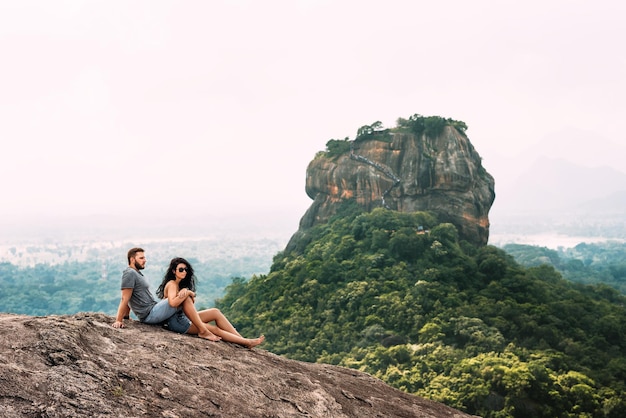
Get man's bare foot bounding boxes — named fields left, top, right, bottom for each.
left=199, top=331, right=221, bottom=341
left=246, top=335, right=265, bottom=349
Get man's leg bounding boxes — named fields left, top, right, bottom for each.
left=143, top=299, right=178, bottom=324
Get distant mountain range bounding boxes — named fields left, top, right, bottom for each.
left=496, top=157, right=626, bottom=213
left=487, top=128, right=626, bottom=241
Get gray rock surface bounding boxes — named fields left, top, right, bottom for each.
left=0, top=313, right=477, bottom=418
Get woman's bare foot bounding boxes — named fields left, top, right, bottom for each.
left=246, top=335, right=265, bottom=349
left=199, top=330, right=221, bottom=341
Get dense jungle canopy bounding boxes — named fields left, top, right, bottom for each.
left=216, top=203, right=626, bottom=418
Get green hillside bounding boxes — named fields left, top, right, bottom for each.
left=503, top=242, right=626, bottom=294
left=216, top=203, right=626, bottom=418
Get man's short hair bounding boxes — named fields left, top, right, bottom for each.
left=127, top=247, right=145, bottom=264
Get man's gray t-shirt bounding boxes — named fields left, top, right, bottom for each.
left=121, top=267, right=157, bottom=321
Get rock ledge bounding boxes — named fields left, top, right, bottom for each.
left=0, top=313, right=477, bottom=418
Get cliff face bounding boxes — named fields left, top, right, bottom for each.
left=288, top=127, right=495, bottom=251
left=0, top=313, right=475, bottom=418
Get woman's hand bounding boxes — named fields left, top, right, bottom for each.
left=178, top=288, right=195, bottom=301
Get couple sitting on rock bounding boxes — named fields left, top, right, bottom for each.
left=111, top=247, right=264, bottom=349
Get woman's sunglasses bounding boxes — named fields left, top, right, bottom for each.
left=177, top=267, right=189, bottom=273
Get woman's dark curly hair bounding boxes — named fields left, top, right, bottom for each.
left=156, top=257, right=196, bottom=299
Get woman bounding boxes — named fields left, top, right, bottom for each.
left=156, top=257, right=264, bottom=349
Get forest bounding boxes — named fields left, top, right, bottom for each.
left=2, top=204, right=626, bottom=417
left=215, top=203, right=626, bottom=418
left=0, top=238, right=279, bottom=316
left=503, top=242, right=626, bottom=294
left=0, top=259, right=231, bottom=316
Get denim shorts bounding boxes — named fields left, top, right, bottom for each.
left=143, top=299, right=191, bottom=334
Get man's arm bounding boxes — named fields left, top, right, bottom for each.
left=122, top=303, right=131, bottom=319
left=112, top=288, right=133, bottom=328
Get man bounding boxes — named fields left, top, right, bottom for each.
left=111, top=247, right=221, bottom=341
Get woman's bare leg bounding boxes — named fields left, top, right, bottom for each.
left=206, top=324, right=265, bottom=349
left=182, top=302, right=262, bottom=347
left=198, top=308, right=242, bottom=336
left=181, top=298, right=221, bottom=341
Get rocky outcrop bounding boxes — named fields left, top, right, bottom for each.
left=0, top=313, right=476, bottom=418
left=287, top=127, right=495, bottom=251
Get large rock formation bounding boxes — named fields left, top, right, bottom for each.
left=287, top=127, right=495, bottom=251
left=0, top=313, right=476, bottom=418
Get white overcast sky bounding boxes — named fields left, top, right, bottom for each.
left=1, top=0, right=625, bottom=235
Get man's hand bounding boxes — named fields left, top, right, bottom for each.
left=112, top=321, right=125, bottom=329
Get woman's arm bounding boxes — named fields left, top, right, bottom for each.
left=165, top=281, right=192, bottom=307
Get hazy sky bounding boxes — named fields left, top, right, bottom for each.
left=1, top=1, right=625, bottom=236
